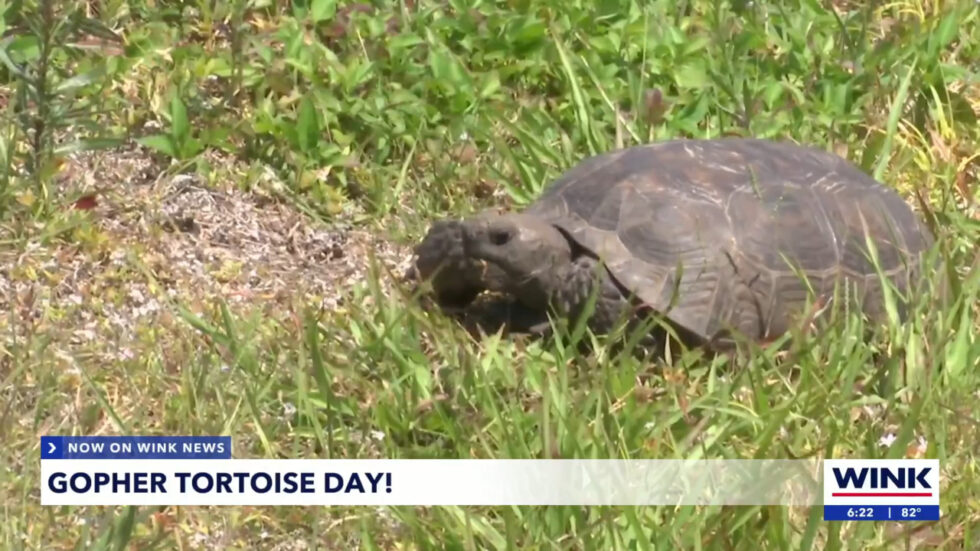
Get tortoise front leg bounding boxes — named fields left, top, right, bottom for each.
left=551, top=256, right=670, bottom=355
left=553, top=255, right=634, bottom=335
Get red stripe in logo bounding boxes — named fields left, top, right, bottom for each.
left=831, top=492, right=933, bottom=497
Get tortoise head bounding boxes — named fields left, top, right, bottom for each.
left=458, top=212, right=573, bottom=309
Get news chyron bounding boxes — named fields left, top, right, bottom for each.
left=823, top=459, right=940, bottom=521
left=40, top=435, right=942, bottom=518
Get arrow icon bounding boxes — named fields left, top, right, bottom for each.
left=41, top=437, right=60, bottom=458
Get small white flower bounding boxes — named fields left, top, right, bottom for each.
left=370, top=430, right=386, bottom=441
left=128, top=287, right=145, bottom=303
left=909, top=436, right=928, bottom=456
left=282, top=402, right=297, bottom=417
left=878, top=432, right=897, bottom=448
left=135, top=298, right=160, bottom=317
left=171, top=174, right=196, bottom=186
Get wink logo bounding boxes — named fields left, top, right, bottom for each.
left=823, top=459, right=940, bottom=522
left=831, top=465, right=933, bottom=497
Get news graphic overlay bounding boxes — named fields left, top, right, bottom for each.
left=823, top=459, right=940, bottom=521
left=40, top=437, right=822, bottom=506
left=42, top=436, right=230, bottom=460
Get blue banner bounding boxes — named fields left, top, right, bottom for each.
left=823, top=505, right=940, bottom=521
left=41, top=436, right=231, bottom=460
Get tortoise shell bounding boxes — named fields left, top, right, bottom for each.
left=521, top=138, right=933, bottom=341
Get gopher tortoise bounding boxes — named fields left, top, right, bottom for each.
left=413, top=138, right=933, bottom=347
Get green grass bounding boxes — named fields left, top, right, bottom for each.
left=2, top=0, right=979, bottom=549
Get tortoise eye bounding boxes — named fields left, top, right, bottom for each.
left=489, top=228, right=512, bottom=246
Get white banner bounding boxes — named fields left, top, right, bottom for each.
left=41, top=459, right=821, bottom=506
left=823, top=459, right=940, bottom=506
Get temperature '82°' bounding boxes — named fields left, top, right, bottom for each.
left=902, top=507, right=923, bottom=518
